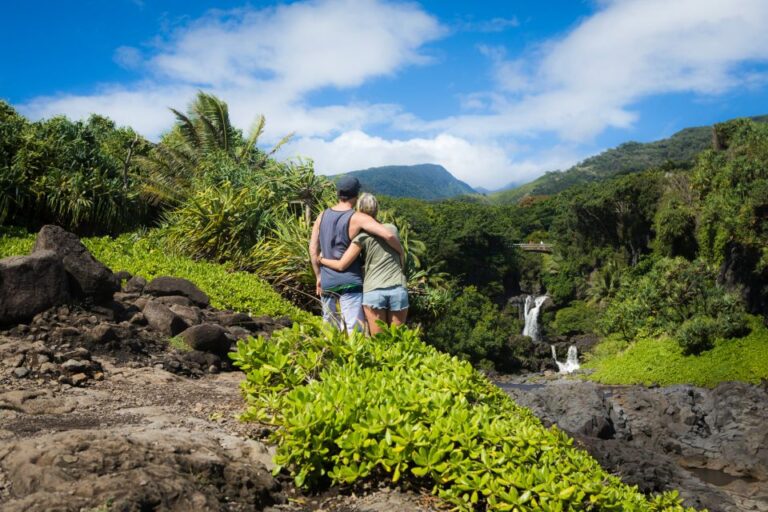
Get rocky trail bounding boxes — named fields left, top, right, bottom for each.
left=0, top=353, right=442, bottom=512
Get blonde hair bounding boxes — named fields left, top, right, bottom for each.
left=357, top=193, right=379, bottom=218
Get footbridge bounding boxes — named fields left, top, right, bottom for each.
left=513, top=242, right=554, bottom=254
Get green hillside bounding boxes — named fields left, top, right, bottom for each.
left=491, top=115, right=768, bottom=204
left=332, top=164, right=477, bottom=200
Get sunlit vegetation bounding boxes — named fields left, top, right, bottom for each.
left=231, top=324, right=694, bottom=511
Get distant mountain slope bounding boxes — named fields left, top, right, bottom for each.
left=331, top=164, right=477, bottom=200
left=491, top=115, right=768, bottom=204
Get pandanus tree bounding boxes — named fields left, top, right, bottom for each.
left=1, top=101, right=150, bottom=233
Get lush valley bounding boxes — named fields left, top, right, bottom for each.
left=2, top=94, right=768, bottom=511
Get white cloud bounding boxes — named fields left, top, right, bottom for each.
left=436, top=0, right=768, bottom=141
left=458, top=17, right=519, bottom=34
left=113, top=46, right=143, bottom=70
left=20, top=0, right=443, bottom=142
left=149, top=0, right=444, bottom=92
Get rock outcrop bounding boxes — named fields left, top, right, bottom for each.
left=33, top=224, right=119, bottom=302
left=498, top=378, right=768, bottom=512
left=0, top=251, right=70, bottom=325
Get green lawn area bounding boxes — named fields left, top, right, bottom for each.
left=583, top=316, right=768, bottom=388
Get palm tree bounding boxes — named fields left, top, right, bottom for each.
left=139, top=92, right=293, bottom=206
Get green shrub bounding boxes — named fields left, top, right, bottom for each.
left=541, top=270, right=578, bottom=304
left=675, top=316, right=719, bottom=355
left=601, top=257, right=749, bottom=342
left=231, top=324, right=695, bottom=511
left=585, top=316, right=768, bottom=387
left=163, top=183, right=276, bottom=264
left=551, top=301, right=597, bottom=336
left=0, top=228, right=34, bottom=258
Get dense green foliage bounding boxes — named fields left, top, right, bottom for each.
left=675, top=316, right=719, bottom=355
left=600, top=257, right=748, bottom=353
left=380, top=198, right=525, bottom=301
left=693, top=119, right=768, bottom=273
left=585, top=316, right=768, bottom=387
left=334, top=164, right=477, bottom=200
left=551, top=301, right=597, bottom=336
left=422, top=286, right=519, bottom=369
left=231, top=325, right=693, bottom=511
left=0, top=101, right=152, bottom=233
left=0, top=229, right=311, bottom=322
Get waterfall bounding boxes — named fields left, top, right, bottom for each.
left=552, top=345, right=580, bottom=374
left=522, top=295, right=548, bottom=342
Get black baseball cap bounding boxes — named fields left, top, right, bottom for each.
left=337, top=176, right=361, bottom=197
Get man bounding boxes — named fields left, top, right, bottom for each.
left=309, top=176, right=403, bottom=333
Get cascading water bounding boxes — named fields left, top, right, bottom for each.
left=522, top=294, right=580, bottom=373
left=552, top=345, right=580, bottom=374
left=522, top=295, right=548, bottom=342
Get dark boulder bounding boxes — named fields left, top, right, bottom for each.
left=168, top=304, right=202, bottom=327
left=123, top=275, right=147, bottom=293
left=180, top=323, right=230, bottom=354
left=143, top=301, right=188, bottom=336
left=144, top=276, right=210, bottom=307
left=87, top=324, right=119, bottom=344
left=153, top=295, right=194, bottom=307
left=0, top=251, right=70, bottom=325
left=33, top=225, right=119, bottom=302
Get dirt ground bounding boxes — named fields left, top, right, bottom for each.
left=0, top=339, right=446, bottom=512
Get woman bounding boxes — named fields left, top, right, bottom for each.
left=318, top=193, right=408, bottom=335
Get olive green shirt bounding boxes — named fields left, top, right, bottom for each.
left=353, top=224, right=407, bottom=293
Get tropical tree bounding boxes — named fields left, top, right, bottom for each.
left=139, top=91, right=294, bottom=206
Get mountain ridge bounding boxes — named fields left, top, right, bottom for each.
left=490, top=114, right=768, bottom=203
left=330, top=164, right=477, bottom=200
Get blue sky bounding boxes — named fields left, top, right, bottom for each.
left=3, top=0, right=768, bottom=188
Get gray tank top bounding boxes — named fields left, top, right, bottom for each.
left=319, top=208, right=363, bottom=291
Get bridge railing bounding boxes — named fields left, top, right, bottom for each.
left=513, top=243, right=554, bottom=253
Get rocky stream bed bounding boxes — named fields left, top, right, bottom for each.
left=496, top=374, right=768, bottom=512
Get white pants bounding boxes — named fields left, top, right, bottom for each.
left=322, top=292, right=364, bottom=334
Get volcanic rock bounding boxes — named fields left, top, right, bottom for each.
left=124, top=275, right=147, bottom=293
left=144, top=276, right=210, bottom=307
left=0, top=251, right=70, bottom=325
left=143, top=301, right=188, bottom=336
left=88, top=323, right=119, bottom=344
left=180, top=323, right=230, bottom=354
left=33, top=225, right=119, bottom=302
left=154, top=295, right=195, bottom=307
left=169, top=304, right=202, bottom=327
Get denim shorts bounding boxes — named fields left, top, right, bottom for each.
left=363, top=285, right=409, bottom=311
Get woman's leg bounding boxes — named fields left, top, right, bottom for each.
left=391, top=308, right=408, bottom=326
left=363, top=306, right=388, bottom=335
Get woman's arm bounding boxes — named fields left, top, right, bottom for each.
left=319, top=242, right=362, bottom=272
